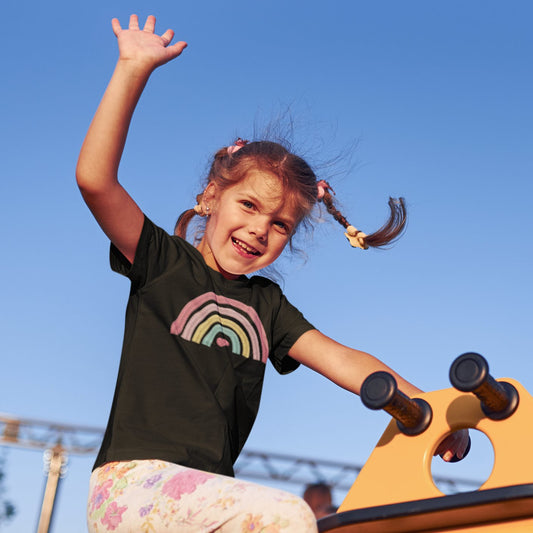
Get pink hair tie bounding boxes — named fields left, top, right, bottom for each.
left=316, top=179, right=334, bottom=200
left=227, top=138, right=249, bottom=155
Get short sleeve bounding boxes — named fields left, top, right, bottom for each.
left=109, top=216, right=179, bottom=290
left=269, top=291, right=315, bottom=375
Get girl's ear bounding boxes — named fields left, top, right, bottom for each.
left=202, top=182, right=218, bottom=212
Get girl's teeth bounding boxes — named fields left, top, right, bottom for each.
left=234, top=238, right=259, bottom=255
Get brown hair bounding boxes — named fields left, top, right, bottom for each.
left=175, top=140, right=406, bottom=249
left=175, top=140, right=317, bottom=239
left=320, top=188, right=407, bottom=248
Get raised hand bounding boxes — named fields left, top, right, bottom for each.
left=77, top=15, right=187, bottom=263
left=111, top=14, right=187, bottom=74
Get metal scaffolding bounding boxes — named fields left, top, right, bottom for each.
left=0, top=413, right=102, bottom=533
left=0, top=412, right=481, bottom=531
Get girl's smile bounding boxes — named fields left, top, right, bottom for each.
left=231, top=236, right=261, bottom=257
left=196, top=170, right=298, bottom=279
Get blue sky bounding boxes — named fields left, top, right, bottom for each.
left=1, top=1, right=532, bottom=531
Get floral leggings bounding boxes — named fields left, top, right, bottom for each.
left=87, top=460, right=318, bottom=532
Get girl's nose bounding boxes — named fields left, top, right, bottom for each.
left=249, top=218, right=269, bottom=241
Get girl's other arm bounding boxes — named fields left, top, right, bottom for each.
left=289, top=330, right=421, bottom=397
left=76, top=15, right=187, bottom=263
left=289, top=329, right=469, bottom=461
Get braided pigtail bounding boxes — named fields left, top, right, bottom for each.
left=174, top=208, right=196, bottom=238
left=174, top=193, right=205, bottom=238
left=317, top=180, right=406, bottom=249
left=364, top=197, right=407, bottom=248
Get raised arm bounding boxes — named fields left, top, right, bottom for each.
left=289, top=329, right=469, bottom=461
left=76, top=15, right=187, bottom=263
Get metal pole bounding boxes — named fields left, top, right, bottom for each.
left=36, top=443, right=66, bottom=533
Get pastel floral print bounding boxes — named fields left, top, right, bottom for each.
left=101, top=502, right=128, bottom=530
left=242, top=513, right=264, bottom=531
left=143, top=474, right=162, bottom=489
left=90, top=479, right=113, bottom=512
left=139, top=504, right=153, bottom=517
left=87, top=460, right=317, bottom=532
left=161, top=469, right=212, bottom=500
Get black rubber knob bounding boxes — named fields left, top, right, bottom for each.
left=361, top=371, right=397, bottom=410
left=449, top=352, right=519, bottom=420
left=361, top=371, right=432, bottom=436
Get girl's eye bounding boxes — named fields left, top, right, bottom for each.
left=241, top=200, right=254, bottom=209
left=274, top=221, right=289, bottom=233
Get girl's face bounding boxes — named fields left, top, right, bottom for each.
left=197, top=170, right=298, bottom=279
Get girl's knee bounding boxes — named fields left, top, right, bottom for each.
left=280, top=497, right=318, bottom=532
left=282, top=496, right=318, bottom=532
left=220, top=489, right=318, bottom=533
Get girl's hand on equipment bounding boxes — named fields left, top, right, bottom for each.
left=434, top=428, right=470, bottom=462
left=111, top=14, right=187, bottom=74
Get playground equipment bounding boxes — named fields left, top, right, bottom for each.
left=318, top=352, right=533, bottom=532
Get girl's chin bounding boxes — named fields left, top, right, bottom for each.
left=216, top=261, right=252, bottom=279
left=216, top=254, right=259, bottom=277
left=214, top=250, right=273, bottom=278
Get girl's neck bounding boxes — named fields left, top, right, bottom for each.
left=196, top=237, right=241, bottom=280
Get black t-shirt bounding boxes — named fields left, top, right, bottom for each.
left=93, top=217, right=314, bottom=476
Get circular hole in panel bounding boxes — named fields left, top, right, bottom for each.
left=431, top=429, right=494, bottom=495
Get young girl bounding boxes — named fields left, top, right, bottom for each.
left=77, top=15, right=468, bottom=533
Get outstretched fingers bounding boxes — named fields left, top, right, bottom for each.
left=167, top=39, right=188, bottom=58
left=112, top=14, right=150, bottom=36
left=111, top=14, right=188, bottom=64
left=143, top=15, right=156, bottom=33
left=142, top=16, right=182, bottom=48
left=111, top=14, right=142, bottom=36
left=141, top=16, right=188, bottom=56
left=111, top=18, right=122, bottom=36
left=160, top=28, right=175, bottom=45
left=129, top=14, right=140, bottom=30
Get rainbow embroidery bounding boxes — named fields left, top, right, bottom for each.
left=170, top=292, right=269, bottom=363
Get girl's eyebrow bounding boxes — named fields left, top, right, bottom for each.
left=275, top=212, right=296, bottom=226
left=238, top=191, right=297, bottom=227
left=237, top=190, right=274, bottom=211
